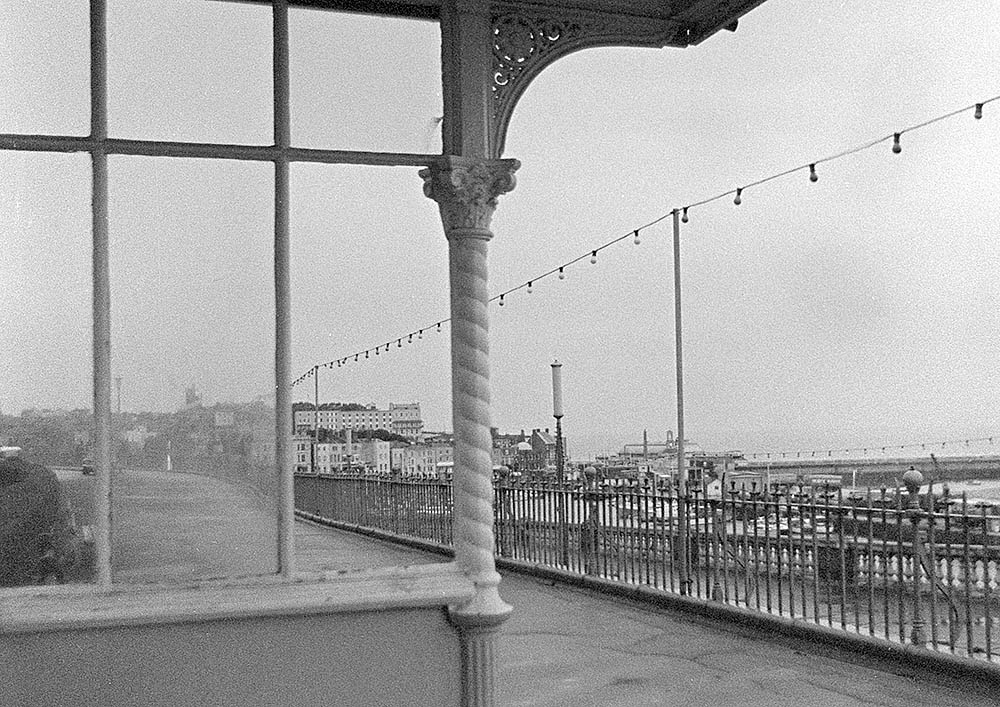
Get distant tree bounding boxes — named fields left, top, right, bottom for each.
left=364, top=429, right=410, bottom=444
left=0, top=417, right=81, bottom=466
left=0, top=457, right=85, bottom=586
left=316, top=428, right=343, bottom=443
left=293, top=401, right=374, bottom=412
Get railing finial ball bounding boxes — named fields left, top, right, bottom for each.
left=902, top=467, right=923, bottom=495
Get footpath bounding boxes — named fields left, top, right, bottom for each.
left=298, top=520, right=998, bottom=707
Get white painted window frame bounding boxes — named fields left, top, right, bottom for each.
left=0, top=0, right=463, bottom=616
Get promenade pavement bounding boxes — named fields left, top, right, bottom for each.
left=298, top=520, right=997, bottom=707
left=55, top=469, right=999, bottom=706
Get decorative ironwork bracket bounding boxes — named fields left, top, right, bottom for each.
left=490, top=1, right=684, bottom=155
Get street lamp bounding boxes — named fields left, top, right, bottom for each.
left=902, top=467, right=927, bottom=646
left=551, top=360, right=568, bottom=566
left=582, top=465, right=600, bottom=575
left=551, top=360, right=565, bottom=485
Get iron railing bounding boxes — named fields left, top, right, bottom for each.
left=294, top=473, right=1000, bottom=662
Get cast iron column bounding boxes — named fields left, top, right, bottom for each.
left=421, top=156, right=518, bottom=707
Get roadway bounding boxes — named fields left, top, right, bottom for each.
left=56, top=467, right=278, bottom=582
left=51, top=468, right=997, bottom=705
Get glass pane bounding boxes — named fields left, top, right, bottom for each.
left=0, top=4, right=89, bottom=135
left=290, top=164, right=451, bottom=571
left=290, top=11, right=442, bottom=154
left=0, top=153, right=95, bottom=586
left=109, top=156, right=277, bottom=583
left=107, top=0, right=271, bottom=144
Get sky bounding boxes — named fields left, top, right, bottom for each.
left=2, top=1, right=998, bottom=460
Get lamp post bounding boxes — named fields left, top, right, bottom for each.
left=551, top=360, right=568, bottom=566
left=902, top=467, right=928, bottom=646
left=583, top=465, right=600, bottom=575
left=551, top=360, right=565, bottom=485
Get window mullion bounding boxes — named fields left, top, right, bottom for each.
left=90, top=0, right=112, bottom=588
left=274, top=0, right=295, bottom=577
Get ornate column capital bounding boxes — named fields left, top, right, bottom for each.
left=420, top=156, right=520, bottom=238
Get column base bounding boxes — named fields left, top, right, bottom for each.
left=449, top=591, right=512, bottom=707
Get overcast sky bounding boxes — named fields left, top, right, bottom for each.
left=2, top=1, right=998, bottom=459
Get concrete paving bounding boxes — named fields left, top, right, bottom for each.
left=497, top=576, right=997, bottom=707
left=53, top=470, right=1000, bottom=705
left=298, top=521, right=998, bottom=707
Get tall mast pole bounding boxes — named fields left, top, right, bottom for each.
left=672, top=209, right=690, bottom=596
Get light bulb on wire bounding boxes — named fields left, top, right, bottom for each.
left=293, top=96, right=995, bottom=387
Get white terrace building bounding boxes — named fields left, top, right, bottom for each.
left=392, top=440, right=455, bottom=476
left=294, top=434, right=391, bottom=474
left=294, top=402, right=423, bottom=440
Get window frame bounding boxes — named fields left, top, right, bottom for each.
left=0, top=0, right=443, bottom=596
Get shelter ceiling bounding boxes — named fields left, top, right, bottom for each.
left=247, top=0, right=767, bottom=45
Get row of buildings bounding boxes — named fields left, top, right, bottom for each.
left=7, top=393, right=569, bottom=480
left=293, top=433, right=454, bottom=476
left=491, top=428, right=562, bottom=475
left=293, top=402, right=423, bottom=440
left=293, top=401, right=444, bottom=475
left=292, top=400, right=571, bottom=477
left=292, top=397, right=569, bottom=477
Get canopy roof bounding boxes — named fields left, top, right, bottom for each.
left=249, top=0, right=766, bottom=45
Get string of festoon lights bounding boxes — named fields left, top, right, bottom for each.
left=745, top=434, right=999, bottom=460
left=291, top=94, right=999, bottom=388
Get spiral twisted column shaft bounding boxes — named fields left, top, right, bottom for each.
left=448, top=235, right=502, bottom=587
left=421, top=156, right=518, bottom=707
